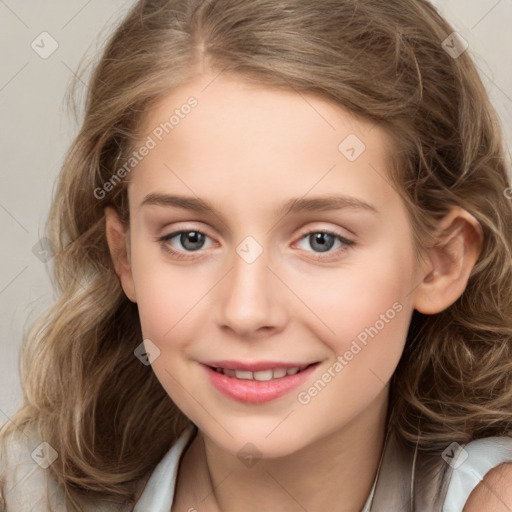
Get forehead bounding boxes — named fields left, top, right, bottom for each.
left=129, top=73, right=400, bottom=217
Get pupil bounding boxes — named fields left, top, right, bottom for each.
left=181, top=231, right=204, bottom=250
left=311, top=233, right=334, bottom=253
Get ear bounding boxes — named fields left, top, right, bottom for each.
left=413, top=207, right=483, bottom=315
left=105, top=206, right=137, bottom=303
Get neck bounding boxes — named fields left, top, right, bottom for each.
left=175, top=388, right=390, bottom=512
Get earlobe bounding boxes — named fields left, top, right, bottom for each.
left=413, top=207, right=483, bottom=315
left=104, top=206, right=137, bottom=303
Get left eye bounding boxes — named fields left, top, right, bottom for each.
left=296, top=230, right=354, bottom=254
left=159, top=230, right=213, bottom=253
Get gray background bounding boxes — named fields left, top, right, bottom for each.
left=1, top=0, right=511, bottom=428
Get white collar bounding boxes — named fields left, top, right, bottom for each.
left=134, top=424, right=196, bottom=511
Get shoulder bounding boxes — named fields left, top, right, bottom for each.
left=463, top=462, right=512, bottom=512
left=0, top=425, right=64, bottom=511
left=441, top=435, right=512, bottom=512
left=0, top=426, right=129, bottom=511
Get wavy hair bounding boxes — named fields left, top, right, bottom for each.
left=1, top=0, right=511, bottom=509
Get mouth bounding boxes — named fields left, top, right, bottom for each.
left=207, top=363, right=314, bottom=381
left=201, top=360, right=321, bottom=404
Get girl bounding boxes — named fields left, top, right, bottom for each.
left=1, top=0, right=512, bottom=510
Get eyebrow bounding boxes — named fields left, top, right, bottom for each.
left=140, top=193, right=378, bottom=217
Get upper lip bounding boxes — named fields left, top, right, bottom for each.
left=202, top=360, right=318, bottom=372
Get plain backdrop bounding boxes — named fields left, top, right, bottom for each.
left=1, top=0, right=511, bottom=428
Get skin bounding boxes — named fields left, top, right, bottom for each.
left=105, top=72, right=482, bottom=512
left=464, top=463, right=512, bottom=511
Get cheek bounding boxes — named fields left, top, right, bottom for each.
left=292, top=236, right=415, bottom=362
left=292, top=245, right=414, bottom=430
left=129, top=242, right=206, bottom=343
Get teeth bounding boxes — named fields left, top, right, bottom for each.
left=216, top=366, right=304, bottom=380
left=253, top=370, right=273, bottom=381
left=235, top=370, right=253, bottom=380
left=273, top=368, right=287, bottom=378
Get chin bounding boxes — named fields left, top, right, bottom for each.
left=203, top=421, right=313, bottom=460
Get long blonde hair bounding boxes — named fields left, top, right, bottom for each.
left=1, top=0, right=511, bottom=509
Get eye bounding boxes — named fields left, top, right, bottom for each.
left=295, top=229, right=354, bottom=256
left=158, top=228, right=355, bottom=260
left=158, top=230, right=215, bottom=259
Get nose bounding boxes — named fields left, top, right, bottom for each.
left=215, top=243, right=287, bottom=339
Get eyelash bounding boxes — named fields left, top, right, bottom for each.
left=157, top=228, right=355, bottom=261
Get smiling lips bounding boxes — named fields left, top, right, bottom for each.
left=201, top=360, right=319, bottom=403
left=203, top=360, right=314, bottom=380
left=213, top=366, right=305, bottom=380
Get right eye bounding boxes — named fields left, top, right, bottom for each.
left=158, top=229, right=216, bottom=259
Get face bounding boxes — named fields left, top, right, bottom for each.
left=112, top=73, right=425, bottom=458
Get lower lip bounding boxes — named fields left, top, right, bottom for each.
left=202, top=363, right=319, bottom=404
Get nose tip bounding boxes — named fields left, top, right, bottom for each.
left=216, top=244, right=285, bottom=338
